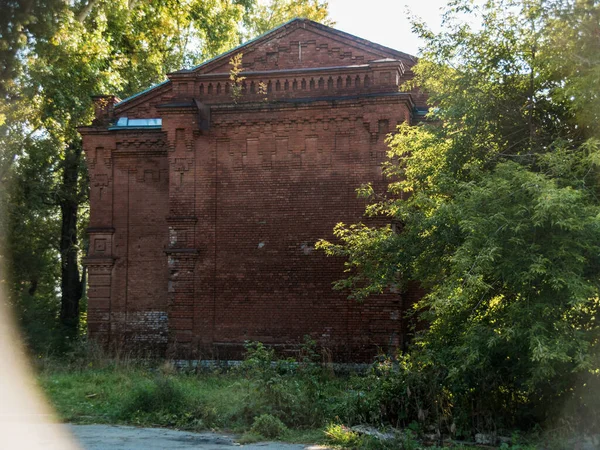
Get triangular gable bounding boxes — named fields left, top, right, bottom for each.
left=116, top=18, right=416, bottom=111
left=188, top=18, right=416, bottom=75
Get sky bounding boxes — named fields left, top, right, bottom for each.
left=327, top=0, right=457, bottom=56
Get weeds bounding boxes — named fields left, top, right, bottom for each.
left=38, top=338, right=342, bottom=434
left=324, top=423, right=420, bottom=449
left=120, top=376, right=187, bottom=419
left=36, top=340, right=595, bottom=448
left=324, top=423, right=361, bottom=447
left=229, top=52, right=245, bottom=103
left=250, top=414, right=288, bottom=439
left=235, top=339, right=334, bottom=428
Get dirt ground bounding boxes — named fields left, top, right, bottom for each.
left=69, top=424, right=330, bottom=450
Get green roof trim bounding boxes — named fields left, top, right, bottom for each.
left=116, top=80, right=170, bottom=107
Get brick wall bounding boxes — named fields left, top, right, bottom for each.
left=81, top=19, right=425, bottom=361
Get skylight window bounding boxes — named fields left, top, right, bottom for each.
left=111, top=117, right=162, bottom=129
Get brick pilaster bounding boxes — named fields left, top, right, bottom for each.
left=80, top=128, right=117, bottom=348
left=160, top=102, right=201, bottom=356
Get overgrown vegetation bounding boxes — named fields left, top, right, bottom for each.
left=319, top=0, right=600, bottom=440
left=38, top=340, right=587, bottom=448
left=229, top=52, right=246, bottom=104
left=7, top=0, right=600, bottom=446
left=38, top=340, right=346, bottom=442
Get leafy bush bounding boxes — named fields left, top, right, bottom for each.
left=240, top=341, right=277, bottom=378
left=317, top=0, right=600, bottom=437
left=324, top=423, right=361, bottom=447
left=324, top=424, right=413, bottom=450
left=120, top=376, right=188, bottom=418
left=250, top=414, right=288, bottom=439
left=237, top=340, right=332, bottom=428
left=328, top=354, right=451, bottom=436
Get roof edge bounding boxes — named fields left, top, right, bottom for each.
left=115, top=80, right=170, bottom=108
left=307, top=20, right=416, bottom=63
left=183, top=18, right=416, bottom=76
left=115, top=18, right=417, bottom=111
left=173, top=17, right=299, bottom=75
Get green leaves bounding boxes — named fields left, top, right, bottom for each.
left=244, top=0, right=334, bottom=38
left=321, top=0, right=600, bottom=431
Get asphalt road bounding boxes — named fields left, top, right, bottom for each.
left=69, top=424, right=330, bottom=450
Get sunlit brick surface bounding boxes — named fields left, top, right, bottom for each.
left=81, top=19, right=426, bottom=361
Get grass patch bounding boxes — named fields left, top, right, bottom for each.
left=35, top=342, right=591, bottom=449
left=39, top=367, right=268, bottom=431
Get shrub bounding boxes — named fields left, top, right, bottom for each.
left=324, top=423, right=361, bottom=447
left=238, top=340, right=330, bottom=428
left=250, top=414, right=288, bottom=439
left=120, top=376, right=187, bottom=418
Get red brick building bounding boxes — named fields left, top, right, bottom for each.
left=80, top=19, right=426, bottom=361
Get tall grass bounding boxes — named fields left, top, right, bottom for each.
left=37, top=339, right=352, bottom=436
left=36, top=340, right=590, bottom=448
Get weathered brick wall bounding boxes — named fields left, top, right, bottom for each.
left=83, top=129, right=170, bottom=351
left=112, top=149, right=169, bottom=348
left=201, top=98, right=410, bottom=360
left=204, top=20, right=415, bottom=73
left=82, top=19, right=425, bottom=361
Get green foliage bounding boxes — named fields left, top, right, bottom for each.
left=120, top=376, right=188, bottom=418
left=324, top=423, right=418, bottom=450
left=3, top=137, right=63, bottom=352
left=38, top=351, right=341, bottom=435
left=325, top=423, right=362, bottom=447
left=237, top=340, right=334, bottom=428
left=241, top=340, right=279, bottom=377
left=244, top=0, right=334, bottom=38
left=229, top=53, right=246, bottom=104
left=39, top=348, right=587, bottom=446
left=250, top=413, right=288, bottom=438
left=319, top=0, right=600, bottom=436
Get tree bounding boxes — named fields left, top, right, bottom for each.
left=244, top=0, right=334, bottom=37
left=318, top=0, right=600, bottom=432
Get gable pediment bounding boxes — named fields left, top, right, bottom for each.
left=114, top=19, right=418, bottom=114
left=189, top=19, right=415, bottom=75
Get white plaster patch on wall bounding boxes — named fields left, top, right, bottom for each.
left=300, top=242, right=314, bottom=255
left=112, top=310, right=169, bottom=343
left=169, top=227, right=177, bottom=246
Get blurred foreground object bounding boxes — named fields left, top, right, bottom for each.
left=0, top=299, right=80, bottom=449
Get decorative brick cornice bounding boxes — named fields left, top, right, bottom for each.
left=211, top=92, right=414, bottom=115
left=111, top=134, right=168, bottom=158
left=195, top=61, right=403, bottom=81
left=156, top=101, right=198, bottom=115
left=78, top=127, right=113, bottom=136
left=115, top=135, right=167, bottom=149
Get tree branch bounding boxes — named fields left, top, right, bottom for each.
left=76, top=0, right=99, bottom=23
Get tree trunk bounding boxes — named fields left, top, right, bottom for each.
left=59, top=142, right=84, bottom=340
